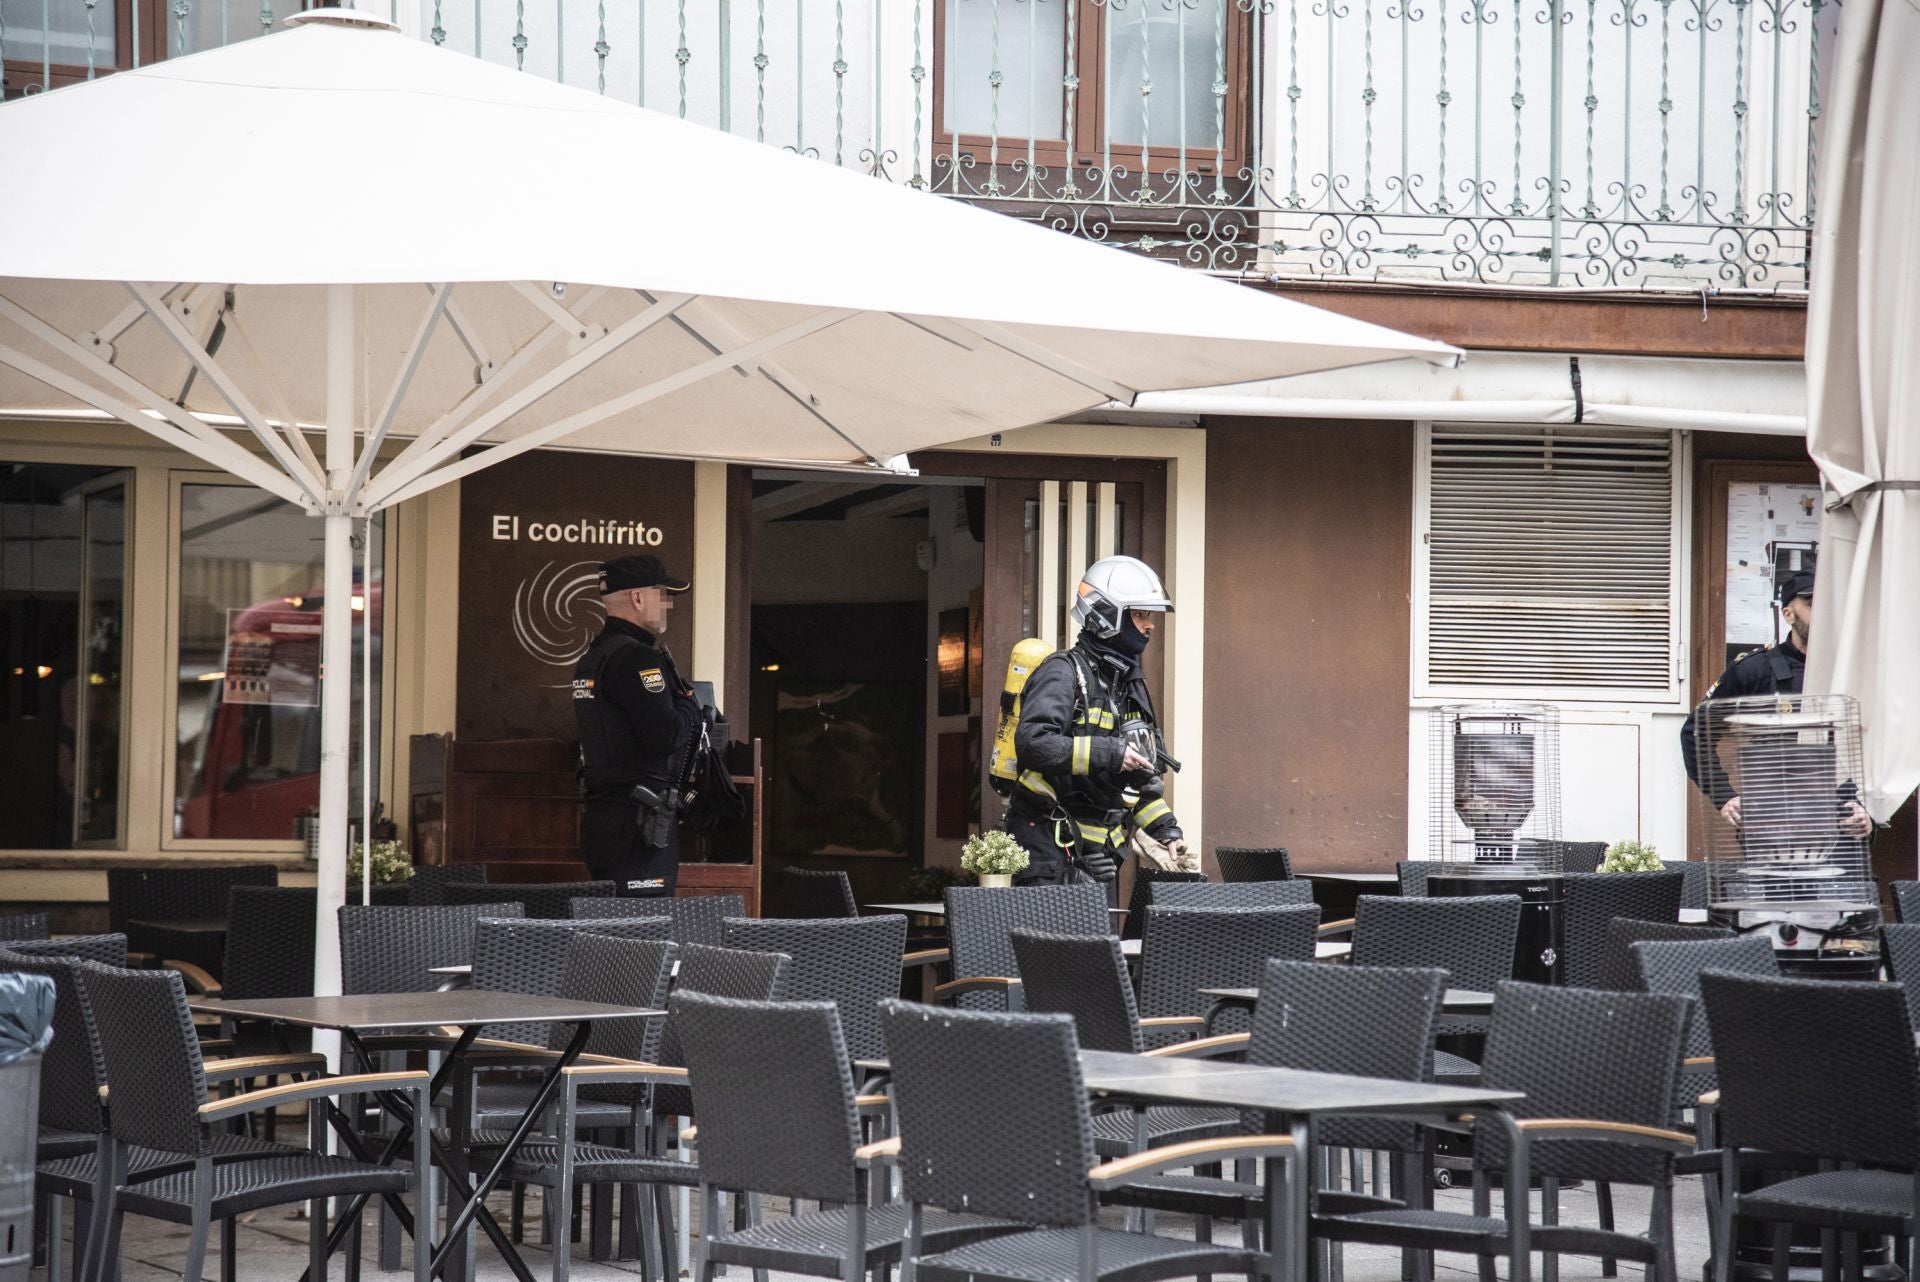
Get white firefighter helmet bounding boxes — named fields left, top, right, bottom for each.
left=1071, top=555, right=1174, bottom=639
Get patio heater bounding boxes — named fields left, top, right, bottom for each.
left=1426, top=703, right=1565, bottom=984
left=1692, top=693, right=1880, bottom=979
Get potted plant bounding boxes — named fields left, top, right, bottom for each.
left=961, top=831, right=1028, bottom=888
left=349, top=838, right=414, bottom=887
left=1599, top=839, right=1663, bottom=873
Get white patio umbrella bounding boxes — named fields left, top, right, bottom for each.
left=0, top=9, right=1459, bottom=993
left=1802, top=0, right=1920, bottom=825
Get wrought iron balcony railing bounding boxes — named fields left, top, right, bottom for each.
left=2, top=0, right=1837, bottom=291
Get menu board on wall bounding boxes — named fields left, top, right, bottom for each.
left=1725, top=481, right=1821, bottom=665
left=456, top=450, right=695, bottom=744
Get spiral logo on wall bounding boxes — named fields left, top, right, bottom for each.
left=512, top=560, right=605, bottom=675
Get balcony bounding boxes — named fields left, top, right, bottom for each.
left=2, top=0, right=1838, bottom=292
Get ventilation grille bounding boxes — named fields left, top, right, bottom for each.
left=1426, top=427, right=1674, bottom=692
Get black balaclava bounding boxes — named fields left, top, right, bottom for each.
left=1115, top=611, right=1153, bottom=658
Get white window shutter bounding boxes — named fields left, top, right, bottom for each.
left=1425, top=426, right=1675, bottom=694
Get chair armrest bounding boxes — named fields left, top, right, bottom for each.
left=1698, top=1089, right=1720, bottom=1107
left=1317, top=918, right=1355, bottom=938
left=1513, top=1119, right=1697, bottom=1153
left=203, top=1053, right=327, bottom=1084
left=1087, top=1135, right=1296, bottom=1190
left=558, top=1062, right=689, bottom=1086
left=854, top=1093, right=891, bottom=1115
left=1138, top=1015, right=1207, bottom=1029
left=855, top=1135, right=901, bottom=1169
left=164, top=961, right=222, bottom=998
left=1143, top=1032, right=1250, bottom=1060
left=1683, top=1055, right=1715, bottom=1067
left=933, top=976, right=1022, bottom=999
left=199, top=1070, right=429, bottom=1124
left=902, top=949, right=949, bottom=970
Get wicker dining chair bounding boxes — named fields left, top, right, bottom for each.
left=1881, top=923, right=1920, bottom=1031
left=1214, top=847, right=1292, bottom=883
left=1394, top=861, right=1449, bottom=898
left=940, top=883, right=1110, bottom=1011
left=105, top=864, right=278, bottom=973
left=720, top=915, right=906, bottom=1064
left=0, top=911, right=50, bottom=942
left=778, top=867, right=860, bottom=918
left=1136, top=905, right=1320, bottom=1037
left=1892, top=881, right=1920, bottom=925
left=1150, top=880, right=1316, bottom=910
left=406, top=863, right=489, bottom=906
left=1317, top=983, right=1694, bottom=1282
left=445, top=880, right=616, bottom=920
left=73, top=963, right=432, bottom=1282
left=879, top=999, right=1287, bottom=1282
left=1596, top=919, right=1730, bottom=994
left=1009, top=930, right=1243, bottom=1159
left=470, top=916, right=671, bottom=1048
left=1701, top=971, right=1920, bottom=1282
left=1661, top=861, right=1710, bottom=912
left=338, top=902, right=528, bottom=998
left=1559, top=872, right=1685, bottom=990
left=681, top=992, right=1025, bottom=1282
left=572, top=894, right=747, bottom=947
left=1351, top=894, right=1520, bottom=1035
left=1121, top=869, right=1205, bottom=941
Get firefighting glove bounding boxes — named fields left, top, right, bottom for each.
left=1077, top=844, right=1119, bottom=883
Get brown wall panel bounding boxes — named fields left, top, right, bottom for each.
left=1202, top=418, right=1416, bottom=871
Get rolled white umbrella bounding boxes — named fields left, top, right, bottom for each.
left=1802, top=0, right=1920, bottom=825
left=0, top=10, right=1459, bottom=993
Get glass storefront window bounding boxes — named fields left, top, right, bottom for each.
left=174, top=483, right=383, bottom=842
left=0, top=463, right=127, bottom=849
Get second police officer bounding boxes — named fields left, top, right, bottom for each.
left=1005, top=555, right=1189, bottom=891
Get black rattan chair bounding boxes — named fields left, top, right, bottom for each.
left=1597, top=919, right=1731, bottom=993
left=446, top=879, right=616, bottom=919
left=470, top=916, right=671, bottom=1047
left=106, top=864, right=278, bottom=974
left=1662, top=861, right=1709, bottom=911
left=1100, top=959, right=1448, bottom=1238
left=779, top=867, right=859, bottom=918
left=682, top=992, right=1023, bottom=1282
left=1150, top=880, right=1315, bottom=910
left=338, top=901, right=527, bottom=997
left=1317, top=983, right=1693, bottom=1282
left=74, top=963, right=432, bottom=1282
left=1215, top=847, right=1292, bottom=883
left=406, top=863, right=489, bottom=906
left=1351, top=894, right=1520, bottom=1035
left=1137, top=905, right=1320, bottom=1037
left=1121, top=869, right=1205, bottom=941
left=1701, top=971, right=1920, bottom=1282
left=879, top=999, right=1286, bottom=1282
left=573, top=894, right=747, bottom=947
left=1395, top=861, right=1448, bottom=898
left=940, top=883, right=1111, bottom=1011
left=1892, top=881, right=1920, bottom=925
left=1009, top=930, right=1243, bottom=1159
left=1882, top=923, right=1920, bottom=1031
left=720, top=915, right=906, bottom=1063
left=652, top=944, right=792, bottom=1125
left=0, top=910, right=50, bottom=942
left=1560, top=872, right=1685, bottom=990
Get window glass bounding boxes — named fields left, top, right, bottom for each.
left=174, top=484, right=382, bottom=841
left=944, top=0, right=1068, bottom=139
left=0, top=463, right=126, bottom=850
left=1105, top=0, right=1226, bottom=150
left=0, top=0, right=116, bottom=69
left=172, top=0, right=303, bottom=57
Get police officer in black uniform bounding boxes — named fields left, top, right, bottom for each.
left=1005, top=555, right=1187, bottom=890
left=1680, top=568, right=1872, bottom=836
left=572, top=555, right=702, bottom=896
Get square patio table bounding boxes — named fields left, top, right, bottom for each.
left=189, top=991, right=662, bottom=1282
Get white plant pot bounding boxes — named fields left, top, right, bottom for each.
left=977, top=873, right=1015, bottom=888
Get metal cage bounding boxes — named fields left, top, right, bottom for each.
left=1690, top=692, right=1879, bottom=973
left=1427, top=702, right=1564, bottom=878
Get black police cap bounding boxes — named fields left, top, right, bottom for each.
left=1777, top=568, right=1814, bottom=605
left=599, top=555, right=689, bottom=595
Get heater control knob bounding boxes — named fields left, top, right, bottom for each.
left=1777, top=922, right=1800, bottom=947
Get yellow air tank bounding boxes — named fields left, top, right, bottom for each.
left=989, top=638, right=1054, bottom=796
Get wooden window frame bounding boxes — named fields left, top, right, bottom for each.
left=2, top=0, right=170, bottom=96
left=931, top=0, right=1255, bottom=180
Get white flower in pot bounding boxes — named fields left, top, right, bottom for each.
left=1599, top=839, right=1663, bottom=873
left=961, top=831, right=1029, bottom=888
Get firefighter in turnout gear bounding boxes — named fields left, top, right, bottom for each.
left=1679, top=568, right=1871, bottom=837
left=573, top=555, right=703, bottom=896
left=1005, top=556, right=1188, bottom=889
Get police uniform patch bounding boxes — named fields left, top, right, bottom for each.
left=639, top=668, right=667, bottom=694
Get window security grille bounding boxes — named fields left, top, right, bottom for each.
left=1425, top=426, right=1674, bottom=694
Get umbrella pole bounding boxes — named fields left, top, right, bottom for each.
left=314, top=283, right=355, bottom=1018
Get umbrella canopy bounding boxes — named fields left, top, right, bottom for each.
left=1802, top=0, right=1920, bottom=824
left=0, top=10, right=1457, bottom=993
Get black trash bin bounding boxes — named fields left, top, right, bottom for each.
left=0, top=972, right=54, bottom=1282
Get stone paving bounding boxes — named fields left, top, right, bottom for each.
left=62, top=1171, right=1717, bottom=1281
